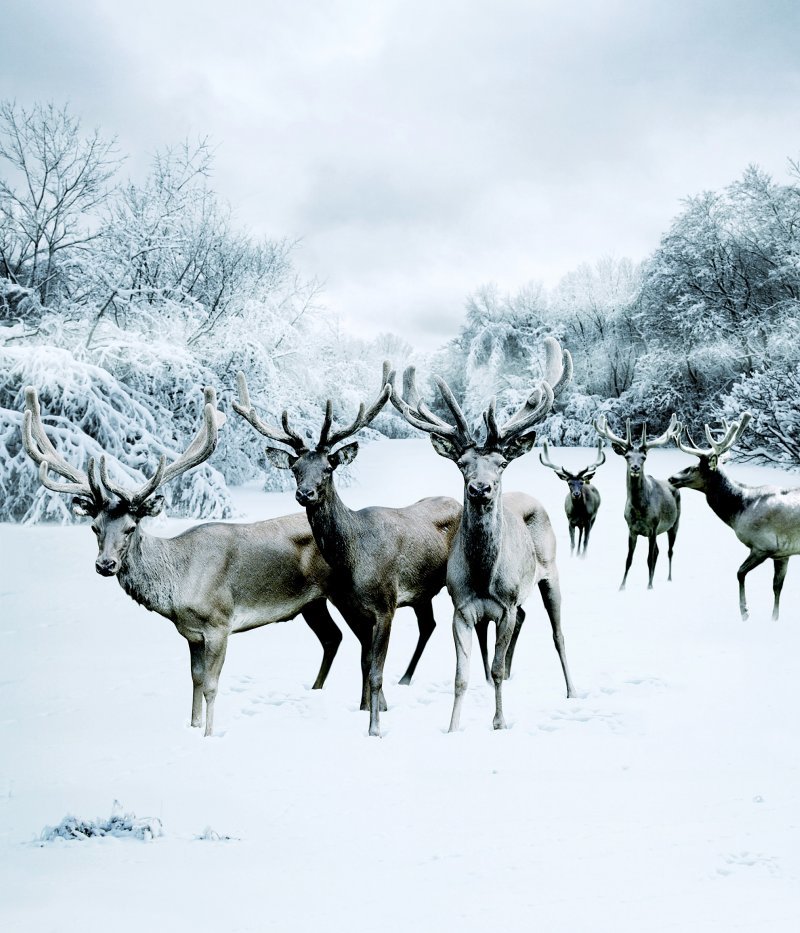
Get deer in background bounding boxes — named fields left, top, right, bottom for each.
left=234, top=367, right=462, bottom=737
left=539, top=440, right=606, bottom=556
left=669, top=412, right=800, bottom=620
left=595, top=414, right=681, bottom=590
left=390, top=337, right=575, bottom=732
left=22, top=386, right=344, bottom=736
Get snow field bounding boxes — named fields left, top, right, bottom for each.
left=1, top=439, right=799, bottom=932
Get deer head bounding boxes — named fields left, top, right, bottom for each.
left=594, top=414, right=680, bottom=478
left=539, top=440, right=606, bottom=499
left=668, top=413, right=752, bottom=489
left=390, top=337, right=572, bottom=508
left=234, top=366, right=391, bottom=507
left=22, top=386, right=224, bottom=576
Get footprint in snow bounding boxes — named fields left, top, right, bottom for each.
left=716, top=851, right=780, bottom=877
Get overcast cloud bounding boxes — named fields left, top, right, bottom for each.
left=3, top=0, right=799, bottom=348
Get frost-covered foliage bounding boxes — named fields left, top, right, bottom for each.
left=0, top=100, right=419, bottom=520
left=720, top=363, right=800, bottom=466
left=440, top=163, right=800, bottom=459
left=40, top=803, right=163, bottom=843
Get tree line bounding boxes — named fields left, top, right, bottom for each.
left=1, top=100, right=798, bottom=521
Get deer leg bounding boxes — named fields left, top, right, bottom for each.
left=504, top=607, right=525, bottom=679
left=343, top=615, right=379, bottom=712
left=667, top=522, right=678, bottom=582
left=647, top=534, right=659, bottom=590
left=620, top=533, right=637, bottom=590
left=201, top=632, right=228, bottom=737
left=448, top=611, right=474, bottom=733
left=301, top=600, right=343, bottom=690
left=492, top=612, right=515, bottom=730
left=368, top=615, right=394, bottom=737
left=399, top=600, right=436, bottom=685
left=538, top=576, right=575, bottom=698
left=189, top=640, right=204, bottom=728
left=772, top=557, right=790, bottom=621
left=475, top=618, right=492, bottom=683
left=582, top=519, right=593, bottom=557
left=737, top=550, right=768, bottom=620
left=569, top=523, right=576, bottom=556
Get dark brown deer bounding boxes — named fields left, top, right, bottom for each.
left=595, top=414, right=681, bottom=591
left=539, top=440, right=606, bottom=556
left=233, top=368, right=462, bottom=737
left=669, top=412, right=800, bottom=620
left=389, top=337, right=575, bottom=732
left=22, top=386, right=344, bottom=736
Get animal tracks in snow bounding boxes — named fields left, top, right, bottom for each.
left=715, top=850, right=781, bottom=878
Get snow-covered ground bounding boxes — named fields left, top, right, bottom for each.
left=1, top=439, right=799, bottom=932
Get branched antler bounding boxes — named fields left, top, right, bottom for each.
left=22, top=385, right=224, bottom=509
left=677, top=412, right=752, bottom=459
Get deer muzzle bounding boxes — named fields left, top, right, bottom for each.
left=95, top=558, right=119, bottom=577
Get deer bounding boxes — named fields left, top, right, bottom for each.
left=669, top=412, right=800, bottom=620
left=594, top=414, right=681, bottom=591
left=389, top=337, right=576, bottom=732
left=21, top=385, right=345, bottom=736
left=539, top=440, right=606, bottom=556
left=233, top=366, right=462, bottom=737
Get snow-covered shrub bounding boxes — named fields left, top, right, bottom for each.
left=538, top=392, right=606, bottom=446
left=719, top=363, right=800, bottom=468
left=40, top=803, right=163, bottom=843
left=0, top=345, right=232, bottom=522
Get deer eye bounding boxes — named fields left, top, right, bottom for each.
left=498, top=459, right=508, bottom=470
left=91, top=525, right=99, bottom=535
left=124, top=526, right=136, bottom=535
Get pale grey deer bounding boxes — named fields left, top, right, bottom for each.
left=539, top=440, right=606, bottom=556
left=669, top=412, right=800, bottom=620
left=234, top=367, right=462, bottom=737
left=22, top=385, right=343, bottom=736
left=595, top=414, right=681, bottom=590
left=389, top=337, right=576, bottom=732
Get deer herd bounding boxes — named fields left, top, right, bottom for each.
left=20, top=337, right=800, bottom=737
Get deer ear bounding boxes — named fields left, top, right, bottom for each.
left=611, top=443, right=627, bottom=456
left=708, top=454, right=719, bottom=471
left=137, top=495, right=164, bottom=518
left=581, top=470, right=595, bottom=483
left=71, top=496, right=98, bottom=517
left=504, top=430, right=537, bottom=461
left=264, top=446, right=297, bottom=470
left=329, top=442, right=359, bottom=469
left=430, top=434, right=460, bottom=460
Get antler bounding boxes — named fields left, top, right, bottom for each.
left=233, top=372, right=309, bottom=453
left=389, top=366, right=476, bottom=451
left=319, top=362, right=392, bottom=450
left=677, top=412, right=752, bottom=459
left=485, top=337, right=571, bottom=446
left=580, top=440, right=607, bottom=475
left=22, top=386, right=110, bottom=510
left=538, top=439, right=567, bottom=475
left=22, top=387, right=93, bottom=494
left=594, top=414, right=633, bottom=450
left=642, top=413, right=680, bottom=451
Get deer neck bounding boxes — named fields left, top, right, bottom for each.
left=305, top=483, right=358, bottom=572
left=702, top=468, right=748, bottom=528
left=117, top=527, right=180, bottom=618
left=626, top=470, right=651, bottom=509
left=460, top=490, right=504, bottom=580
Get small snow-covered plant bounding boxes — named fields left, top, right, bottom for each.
left=39, top=802, right=163, bottom=844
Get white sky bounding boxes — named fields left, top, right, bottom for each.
left=3, top=0, right=800, bottom=348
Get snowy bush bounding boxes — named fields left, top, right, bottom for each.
left=40, top=803, right=163, bottom=844
left=719, top=363, right=800, bottom=468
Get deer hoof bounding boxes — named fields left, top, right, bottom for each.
left=492, top=716, right=506, bottom=730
